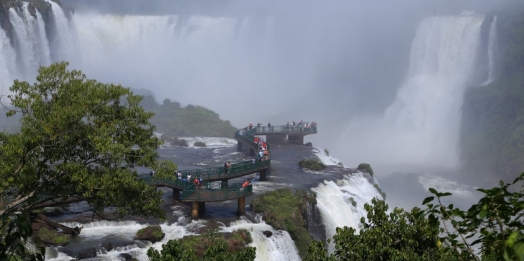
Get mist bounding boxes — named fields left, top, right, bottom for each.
left=9, top=0, right=522, bottom=172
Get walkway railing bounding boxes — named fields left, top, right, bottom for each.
left=254, top=125, right=317, bottom=134
left=181, top=183, right=253, bottom=201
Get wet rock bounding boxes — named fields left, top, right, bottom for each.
left=76, top=247, right=97, bottom=259
left=304, top=142, right=313, bottom=147
left=134, top=225, right=165, bottom=243
left=118, top=253, right=134, bottom=260
left=101, top=242, right=113, bottom=251
left=263, top=230, right=273, bottom=237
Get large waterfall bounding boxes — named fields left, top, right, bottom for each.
left=483, top=15, right=498, bottom=85
left=340, top=14, right=485, bottom=169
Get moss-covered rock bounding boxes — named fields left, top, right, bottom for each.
left=357, top=163, right=374, bottom=176
left=168, top=137, right=188, bottom=147
left=134, top=225, right=165, bottom=243
left=250, top=189, right=316, bottom=258
left=33, top=227, right=71, bottom=246
left=193, top=141, right=206, bottom=147
left=299, top=159, right=326, bottom=171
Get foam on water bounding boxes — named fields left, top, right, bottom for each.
left=313, top=148, right=345, bottom=167
left=312, top=172, right=383, bottom=253
left=180, top=137, right=237, bottom=148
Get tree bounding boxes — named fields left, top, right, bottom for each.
left=0, top=62, right=176, bottom=259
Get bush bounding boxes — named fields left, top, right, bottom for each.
left=299, top=159, right=326, bottom=171
left=324, top=149, right=329, bottom=156
left=357, top=163, right=374, bottom=176
left=193, top=141, right=206, bottom=147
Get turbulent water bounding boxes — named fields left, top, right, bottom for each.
left=340, top=14, right=485, bottom=169
left=483, top=15, right=498, bottom=86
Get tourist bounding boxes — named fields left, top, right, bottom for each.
left=177, top=171, right=182, bottom=180
left=227, top=161, right=231, bottom=172
left=258, top=150, right=264, bottom=159
left=187, top=173, right=191, bottom=182
left=194, top=177, right=200, bottom=189
left=242, top=180, right=250, bottom=188
left=224, top=161, right=229, bottom=174
left=249, top=122, right=253, bottom=130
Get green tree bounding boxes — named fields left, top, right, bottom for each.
left=0, top=62, right=176, bottom=259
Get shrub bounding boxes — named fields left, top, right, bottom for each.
left=357, top=163, right=374, bottom=176
left=324, top=149, right=329, bottom=156
left=299, top=159, right=326, bottom=171
left=193, top=141, right=206, bottom=147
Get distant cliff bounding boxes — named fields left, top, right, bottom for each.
left=461, top=6, right=524, bottom=181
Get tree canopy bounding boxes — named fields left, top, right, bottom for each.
left=0, top=62, right=176, bottom=259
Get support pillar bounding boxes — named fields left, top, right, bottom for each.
left=259, top=170, right=267, bottom=181
left=198, top=202, right=205, bottom=213
left=191, top=202, right=199, bottom=219
left=221, top=180, right=229, bottom=189
left=173, top=188, right=180, bottom=201
left=249, top=148, right=255, bottom=157
left=237, top=141, right=243, bottom=151
left=238, top=197, right=246, bottom=216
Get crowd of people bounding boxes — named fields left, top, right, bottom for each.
left=286, top=120, right=317, bottom=133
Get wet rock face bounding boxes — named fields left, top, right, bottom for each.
left=119, top=253, right=134, bottom=260
left=76, top=247, right=97, bottom=259
left=263, top=230, right=273, bottom=237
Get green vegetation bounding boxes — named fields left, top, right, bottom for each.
left=141, top=97, right=237, bottom=139
left=147, top=229, right=255, bottom=261
left=461, top=10, right=524, bottom=182
left=193, top=141, right=206, bottom=147
left=324, top=149, right=329, bottom=156
left=0, top=62, right=176, bottom=259
left=357, top=163, right=374, bottom=176
left=135, top=226, right=164, bottom=243
left=305, top=173, right=524, bottom=261
left=251, top=189, right=316, bottom=258
left=33, top=227, right=70, bottom=246
left=299, top=159, right=326, bottom=171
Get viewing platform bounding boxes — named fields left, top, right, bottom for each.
left=248, top=125, right=317, bottom=144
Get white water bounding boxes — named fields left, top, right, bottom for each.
left=341, top=14, right=485, bottom=169
left=223, top=216, right=301, bottom=261
left=312, top=172, right=383, bottom=254
left=179, top=137, right=237, bottom=148
left=35, top=10, right=52, bottom=67
left=0, top=26, right=16, bottom=88
left=482, top=15, right=498, bottom=86
left=47, top=0, right=78, bottom=63
left=9, top=8, right=38, bottom=79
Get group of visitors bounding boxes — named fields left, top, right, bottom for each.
left=286, top=120, right=317, bottom=133
left=254, top=136, right=269, bottom=161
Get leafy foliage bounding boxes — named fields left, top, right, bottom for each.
left=140, top=96, right=237, bottom=138
left=299, top=159, right=326, bottom=171
left=251, top=189, right=315, bottom=258
left=306, top=173, right=524, bottom=261
left=0, top=62, right=175, bottom=259
left=357, top=163, right=374, bottom=176
left=147, top=229, right=256, bottom=261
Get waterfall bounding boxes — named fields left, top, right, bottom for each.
left=312, top=172, right=384, bottom=254
left=0, top=27, right=17, bottom=87
left=9, top=7, right=38, bottom=79
left=223, top=216, right=301, bottom=261
left=342, top=14, right=485, bottom=168
left=35, top=10, right=52, bottom=66
left=482, top=15, right=498, bottom=86
left=47, top=0, right=77, bottom=63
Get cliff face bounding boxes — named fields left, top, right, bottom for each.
left=461, top=6, right=524, bottom=182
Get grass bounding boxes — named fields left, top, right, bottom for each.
left=250, top=189, right=316, bottom=258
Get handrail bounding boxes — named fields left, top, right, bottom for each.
left=254, top=125, right=317, bottom=134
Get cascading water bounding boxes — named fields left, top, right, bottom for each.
left=223, top=216, right=301, bottom=261
left=482, top=15, right=498, bottom=86
left=312, top=171, right=383, bottom=254
left=47, top=0, right=78, bottom=63
left=341, top=14, right=485, bottom=168
left=34, top=10, right=52, bottom=67
left=0, top=27, right=17, bottom=87
left=9, top=7, right=38, bottom=79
